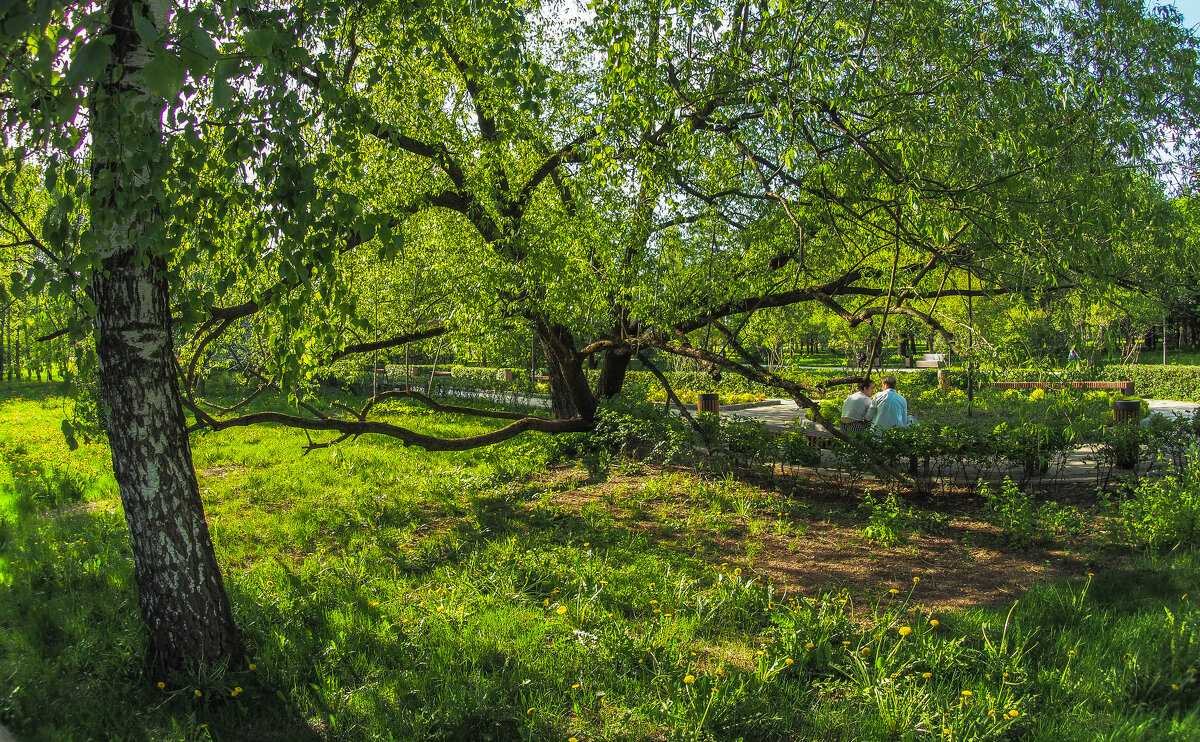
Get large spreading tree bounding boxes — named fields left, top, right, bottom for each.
left=2, top=0, right=1197, bottom=668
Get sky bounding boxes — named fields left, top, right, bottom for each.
left=1156, top=0, right=1200, bottom=29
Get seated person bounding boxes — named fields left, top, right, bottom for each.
left=840, top=379, right=876, bottom=432
left=871, top=376, right=912, bottom=432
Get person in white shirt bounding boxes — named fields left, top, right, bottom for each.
left=871, top=376, right=911, bottom=432
left=840, top=379, right=876, bottom=432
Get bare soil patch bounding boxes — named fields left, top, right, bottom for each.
left=539, top=464, right=1099, bottom=614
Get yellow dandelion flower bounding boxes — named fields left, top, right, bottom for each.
left=805, top=642, right=815, bottom=649
left=649, top=599, right=658, bottom=605
left=913, top=576, right=920, bottom=583
left=899, top=626, right=913, bottom=637
left=543, top=598, right=550, bottom=607
left=194, top=689, right=202, bottom=697
left=527, top=707, right=535, bottom=714
left=599, top=580, right=608, bottom=585
left=889, top=588, right=899, bottom=595
left=249, top=663, right=257, bottom=670
left=922, top=672, right=933, bottom=679
left=583, top=542, right=590, bottom=547
left=570, top=738, right=579, bottom=742
left=861, top=647, right=871, bottom=655
left=157, top=682, right=166, bottom=689
left=962, top=690, right=974, bottom=698
left=733, top=568, right=742, bottom=575
left=929, top=619, right=939, bottom=628
left=785, top=658, right=794, bottom=666
left=1007, top=710, right=1020, bottom=718
left=842, top=641, right=851, bottom=646
left=572, top=683, right=580, bottom=689
left=557, top=605, right=567, bottom=615
left=684, top=674, right=695, bottom=684
left=1172, top=684, right=1180, bottom=691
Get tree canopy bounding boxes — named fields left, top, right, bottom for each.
left=2, top=0, right=1199, bottom=667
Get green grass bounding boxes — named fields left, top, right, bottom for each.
left=1134, top=350, right=1200, bottom=367
left=2, top=383, right=1200, bottom=740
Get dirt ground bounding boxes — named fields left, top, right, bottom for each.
left=536, top=464, right=1099, bottom=614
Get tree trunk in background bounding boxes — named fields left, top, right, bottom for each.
left=595, top=348, right=632, bottom=400
left=537, top=322, right=597, bottom=421
left=90, top=0, right=243, bottom=670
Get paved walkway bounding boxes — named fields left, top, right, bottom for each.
left=0, top=723, right=15, bottom=742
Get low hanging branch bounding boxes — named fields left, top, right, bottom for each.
left=182, top=388, right=587, bottom=453
left=636, top=350, right=713, bottom=450
left=636, top=333, right=914, bottom=485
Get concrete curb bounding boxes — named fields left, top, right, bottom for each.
left=0, top=723, right=18, bottom=742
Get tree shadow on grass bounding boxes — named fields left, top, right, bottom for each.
left=0, top=501, right=324, bottom=742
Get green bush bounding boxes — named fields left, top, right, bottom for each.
left=1100, top=365, right=1200, bottom=402
left=1119, top=459, right=1200, bottom=549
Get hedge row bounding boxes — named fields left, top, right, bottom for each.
left=1099, top=365, right=1200, bottom=402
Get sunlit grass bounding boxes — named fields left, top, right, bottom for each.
left=1, top=383, right=1199, bottom=740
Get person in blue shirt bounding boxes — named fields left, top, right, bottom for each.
left=871, top=376, right=911, bottom=432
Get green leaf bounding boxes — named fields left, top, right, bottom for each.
left=212, top=76, right=233, bottom=108
left=244, top=29, right=277, bottom=55
left=133, top=10, right=159, bottom=46
left=62, top=37, right=111, bottom=87
left=142, top=52, right=187, bottom=98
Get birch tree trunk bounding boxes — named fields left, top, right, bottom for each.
left=89, top=0, right=243, bottom=669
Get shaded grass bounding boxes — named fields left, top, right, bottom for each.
left=0, top=383, right=1199, bottom=740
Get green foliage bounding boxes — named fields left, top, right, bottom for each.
left=1102, top=365, right=1200, bottom=402
left=555, top=401, right=695, bottom=466
left=858, top=491, right=911, bottom=547
left=1120, top=460, right=1200, bottom=550
left=979, top=477, right=1039, bottom=547
left=3, top=388, right=1200, bottom=739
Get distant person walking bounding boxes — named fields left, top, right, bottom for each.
left=871, top=376, right=912, bottom=432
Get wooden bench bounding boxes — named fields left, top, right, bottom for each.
left=913, top=353, right=946, bottom=369
left=990, top=380, right=1135, bottom=396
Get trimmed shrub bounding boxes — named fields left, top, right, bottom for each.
left=1100, top=365, right=1200, bottom=402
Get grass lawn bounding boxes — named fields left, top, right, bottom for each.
left=1134, top=349, right=1200, bottom=367
left=2, top=382, right=1199, bottom=741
